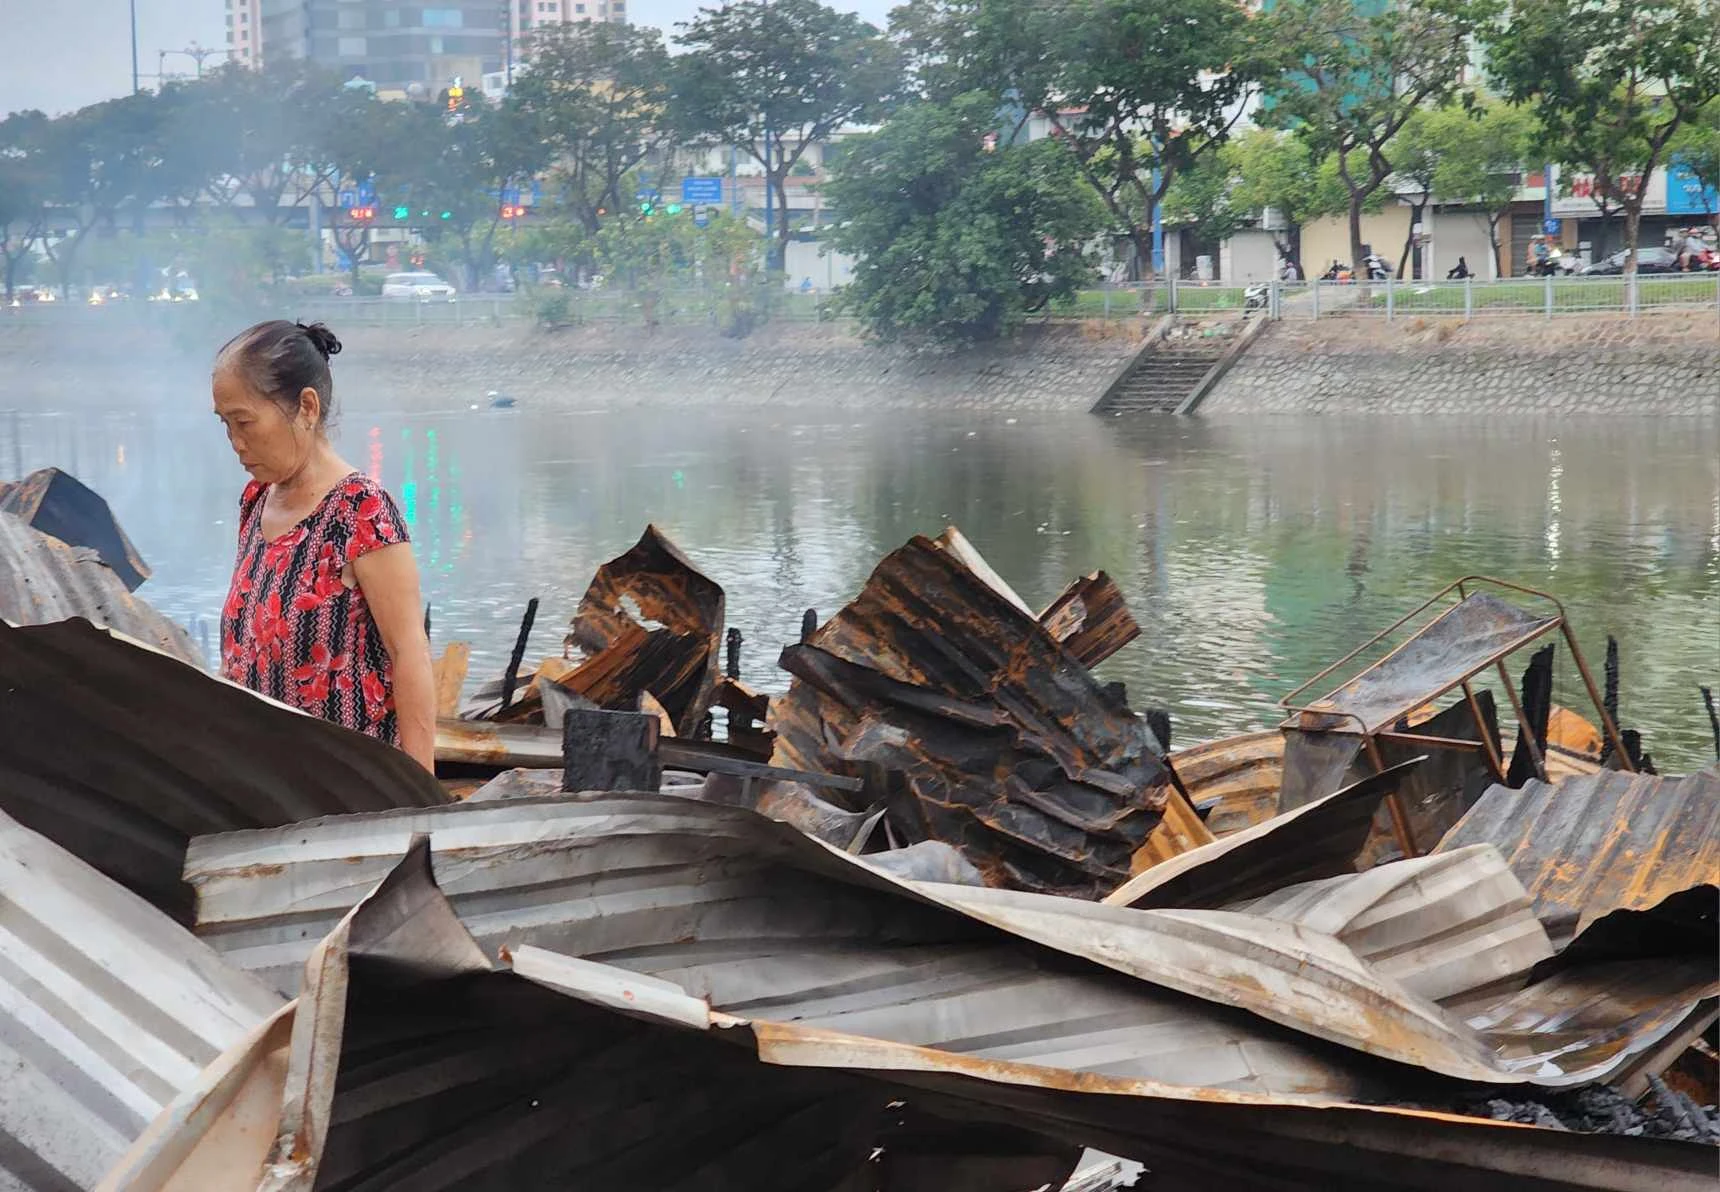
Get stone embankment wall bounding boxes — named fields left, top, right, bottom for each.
left=0, top=316, right=1147, bottom=413
left=1199, top=314, right=1720, bottom=416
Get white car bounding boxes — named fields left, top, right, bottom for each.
left=382, top=271, right=457, bottom=301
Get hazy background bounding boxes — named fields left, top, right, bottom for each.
left=1, top=0, right=896, bottom=117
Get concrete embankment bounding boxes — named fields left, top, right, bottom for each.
left=0, top=315, right=1148, bottom=413
left=5, top=308, right=1716, bottom=415
left=1198, top=313, right=1720, bottom=416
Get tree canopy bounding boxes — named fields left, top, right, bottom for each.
left=826, top=92, right=1105, bottom=342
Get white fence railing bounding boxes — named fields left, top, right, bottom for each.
left=1158, top=272, right=1720, bottom=321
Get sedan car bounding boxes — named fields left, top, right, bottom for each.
left=1580, top=246, right=1681, bottom=275
left=381, top=271, right=458, bottom=300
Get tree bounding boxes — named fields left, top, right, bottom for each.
left=0, top=111, right=50, bottom=301
left=674, top=0, right=902, bottom=272
left=1668, top=97, right=1720, bottom=226
left=388, top=98, right=549, bottom=291
left=1263, top=0, right=1484, bottom=275
left=1161, top=145, right=1256, bottom=252
left=1414, top=98, right=1537, bottom=277
left=1199, top=129, right=1350, bottom=270
left=510, top=23, right=673, bottom=234
left=1487, top=0, right=1720, bottom=272
left=181, top=60, right=351, bottom=224
left=892, top=0, right=1270, bottom=282
left=826, top=93, right=1106, bottom=342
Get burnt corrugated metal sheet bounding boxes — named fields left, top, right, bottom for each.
left=0, top=512, right=198, bottom=664
left=768, top=529, right=1170, bottom=898
left=181, top=790, right=1710, bottom=1093
left=0, top=806, right=281, bottom=1191
left=0, top=467, right=151, bottom=591
left=0, top=618, right=451, bottom=922
left=1435, top=769, right=1720, bottom=951
left=113, top=844, right=1720, bottom=1192
left=1036, top=571, right=1140, bottom=668
left=1105, top=761, right=1415, bottom=910
left=492, top=525, right=725, bottom=736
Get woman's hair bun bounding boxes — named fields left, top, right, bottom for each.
left=298, top=321, right=342, bottom=361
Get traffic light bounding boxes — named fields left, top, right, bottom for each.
left=439, top=211, right=453, bottom=220
left=350, top=206, right=375, bottom=221
left=393, top=205, right=410, bottom=221
left=639, top=199, right=654, bottom=215
left=447, top=83, right=464, bottom=112
left=500, top=204, right=525, bottom=220
left=665, top=202, right=683, bottom=215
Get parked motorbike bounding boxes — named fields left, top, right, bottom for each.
left=1243, top=283, right=1269, bottom=313
left=1363, top=253, right=1392, bottom=281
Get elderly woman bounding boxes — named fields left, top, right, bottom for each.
left=212, top=320, right=435, bottom=771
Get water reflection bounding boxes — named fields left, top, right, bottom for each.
left=4, top=404, right=1717, bottom=770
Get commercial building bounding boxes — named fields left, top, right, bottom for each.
left=225, top=1, right=626, bottom=97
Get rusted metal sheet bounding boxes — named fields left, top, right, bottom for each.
left=1166, top=730, right=1286, bottom=837
left=1105, top=761, right=1417, bottom=910
left=1036, top=571, right=1140, bottom=668
left=0, top=512, right=199, bottom=664
left=1130, top=784, right=1217, bottom=873
left=0, top=617, right=450, bottom=922
left=124, top=843, right=1719, bottom=1192
left=0, top=805, right=281, bottom=1191
left=1436, top=769, right=1720, bottom=951
left=0, top=467, right=152, bottom=590
left=1286, top=591, right=1559, bottom=736
left=536, top=523, right=725, bottom=737
left=769, top=529, right=1170, bottom=898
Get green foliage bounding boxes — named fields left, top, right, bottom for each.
left=510, top=23, right=673, bottom=232
left=674, top=0, right=901, bottom=268
left=1486, top=0, right=1720, bottom=262
left=534, top=287, right=574, bottom=328
left=1668, top=98, right=1720, bottom=218
left=891, top=0, right=1273, bottom=278
left=827, top=94, right=1105, bottom=342
left=1262, top=0, right=1487, bottom=268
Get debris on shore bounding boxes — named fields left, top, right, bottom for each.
left=1, top=471, right=1714, bottom=1190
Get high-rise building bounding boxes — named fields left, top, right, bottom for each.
left=232, top=2, right=533, bottom=96
left=224, top=0, right=265, bottom=66
left=500, top=0, right=629, bottom=89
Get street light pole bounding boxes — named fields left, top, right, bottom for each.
left=130, top=0, right=141, bottom=93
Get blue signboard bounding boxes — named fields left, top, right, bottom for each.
left=357, top=179, right=377, bottom=205
left=1542, top=218, right=1560, bottom=236
left=337, top=189, right=357, bottom=209
left=1666, top=160, right=1718, bottom=216
left=681, top=177, right=723, bottom=205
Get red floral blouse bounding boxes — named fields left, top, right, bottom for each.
left=220, top=473, right=409, bottom=744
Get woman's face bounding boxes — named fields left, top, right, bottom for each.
left=212, top=368, right=317, bottom=485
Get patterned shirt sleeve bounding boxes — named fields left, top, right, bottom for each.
left=339, top=477, right=410, bottom=564
left=237, top=481, right=266, bottom=562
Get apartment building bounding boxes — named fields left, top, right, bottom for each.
left=224, top=0, right=264, bottom=65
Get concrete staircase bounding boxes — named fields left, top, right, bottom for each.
left=1094, top=341, right=1225, bottom=415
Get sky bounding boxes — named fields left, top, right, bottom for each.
left=1, top=0, right=894, bottom=119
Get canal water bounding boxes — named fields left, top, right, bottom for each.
left=5, top=403, right=1718, bottom=771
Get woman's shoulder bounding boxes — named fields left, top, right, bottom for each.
left=238, top=480, right=267, bottom=519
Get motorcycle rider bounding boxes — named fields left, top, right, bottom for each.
left=1446, top=257, right=1472, bottom=280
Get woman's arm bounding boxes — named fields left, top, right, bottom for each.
left=352, top=542, right=436, bottom=772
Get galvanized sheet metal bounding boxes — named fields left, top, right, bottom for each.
left=0, top=807, right=281, bottom=1191
left=0, top=618, right=450, bottom=922
left=122, top=844, right=1720, bottom=1192
left=1435, top=769, right=1720, bottom=950
left=1036, top=571, right=1141, bottom=668
left=0, top=468, right=152, bottom=592
left=183, top=795, right=1378, bottom=1099
left=183, top=791, right=1706, bottom=1092
left=0, top=512, right=198, bottom=664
